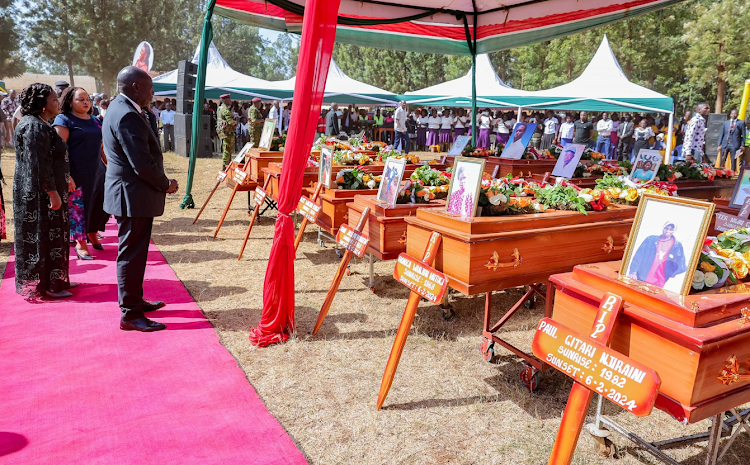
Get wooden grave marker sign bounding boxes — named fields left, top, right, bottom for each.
left=213, top=159, right=258, bottom=239
left=293, top=183, right=324, bottom=253
left=714, top=197, right=750, bottom=233
left=532, top=293, right=661, bottom=465
left=376, top=232, right=448, bottom=409
left=312, top=207, right=372, bottom=335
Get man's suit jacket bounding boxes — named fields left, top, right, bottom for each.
left=617, top=121, right=634, bottom=139
left=325, top=109, right=339, bottom=136
left=718, top=119, right=746, bottom=150
left=102, top=94, right=170, bottom=218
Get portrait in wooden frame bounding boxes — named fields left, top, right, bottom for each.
left=619, top=194, right=714, bottom=296
left=445, top=156, right=485, bottom=220
left=376, top=157, right=407, bottom=208
left=257, top=119, right=277, bottom=150
left=319, top=146, right=333, bottom=189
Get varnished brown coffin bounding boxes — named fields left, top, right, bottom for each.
left=404, top=206, right=636, bottom=295
left=347, top=195, right=445, bottom=260
left=317, top=188, right=379, bottom=235
left=550, top=262, right=750, bottom=424
left=246, top=149, right=284, bottom=183
left=445, top=156, right=557, bottom=177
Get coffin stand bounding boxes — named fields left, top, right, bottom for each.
left=549, top=262, right=750, bottom=464
left=404, top=206, right=636, bottom=388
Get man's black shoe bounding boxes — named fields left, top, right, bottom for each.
left=120, top=316, right=166, bottom=332
left=142, top=300, right=166, bottom=312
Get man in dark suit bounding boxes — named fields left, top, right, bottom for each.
left=615, top=114, right=634, bottom=162
left=325, top=102, right=339, bottom=136
left=718, top=109, right=747, bottom=171
left=103, top=67, right=179, bottom=332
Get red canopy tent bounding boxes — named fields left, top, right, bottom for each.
left=204, top=0, right=684, bottom=346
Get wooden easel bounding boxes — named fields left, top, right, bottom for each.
left=293, top=182, right=324, bottom=252
left=213, top=160, right=258, bottom=239
left=312, top=208, right=371, bottom=335
left=237, top=176, right=272, bottom=260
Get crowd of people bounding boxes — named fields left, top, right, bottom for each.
left=2, top=67, right=178, bottom=333
left=313, top=103, right=731, bottom=164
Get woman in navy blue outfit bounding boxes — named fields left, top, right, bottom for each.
left=53, top=87, right=108, bottom=260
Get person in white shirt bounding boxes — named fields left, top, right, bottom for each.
left=496, top=114, right=510, bottom=146
left=416, top=109, right=429, bottom=150
left=393, top=100, right=410, bottom=153
left=557, top=114, right=575, bottom=146
left=477, top=110, right=492, bottom=148
left=595, top=112, right=614, bottom=156
left=540, top=110, right=559, bottom=150
left=159, top=103, right=176, bottom=152
left=453, top=108, right=468, bottom=141
left=500, top=123, right=529, bottom=159
left=439, top=110, right=454, bottom=151
left=426, top=108, right=441, bottom=148
left=268, top=100, right=281, bottom=134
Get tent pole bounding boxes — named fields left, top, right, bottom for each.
left=517, top=106, right=523, bottom=123
left=180, top=0, right=216, bottom=210
left=665, top=111, right=674, bottom=164
left=471, top=53, right=477, bottom=147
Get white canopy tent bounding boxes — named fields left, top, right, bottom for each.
left=404, top=54, right=531, bottom=108
left=152, top=41, right=289, bottom=100
left=272, top=58, right=398, bottom=105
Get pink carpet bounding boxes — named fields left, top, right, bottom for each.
left=0, top=221, right=307, bottom=465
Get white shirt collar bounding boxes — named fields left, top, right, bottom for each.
left=121, top=93, right=142, bottom=114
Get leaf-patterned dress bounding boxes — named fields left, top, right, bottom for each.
left=13, top=115, right=71, bottom=298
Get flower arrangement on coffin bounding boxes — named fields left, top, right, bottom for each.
left=523, top=147, right=555, bottom=160
left=357, top=141, right=386, bottom=152
left=410, top=165, right=450, bottom=187
left=581, top=147, right=605, bottom=161
left=693, top=230, right=750, bottom=291
left=546, top=145, right=564, bottom=159
left=574, top=163, right=589, bottom=178
left=397, top=166, right=451, bottom=203
left=333, top=150, right=372, bottom=166
left=532, top=183, right=610, bottom=214
left=461, top=145, right=491, bottom=158
left=674, top=161, right=733, bottom=181
left=377, top=147, right=420, bottom=164
left=270, top=134, right=286, bottom=151
left=594, top=174, right=677, bottom=205
left=588, top=162, right=627, bottom=177
left=312, top=135, right=349, bottom=152
left=334, top=168, right=381, bottom=190
left=478, top=176, right=536, bottom=216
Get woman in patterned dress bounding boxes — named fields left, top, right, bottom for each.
left=13, top=83, right=75, bottom=299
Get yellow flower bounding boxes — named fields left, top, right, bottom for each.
left=744, top=251, right=750, bottom=263
left=717, top=248, right=735, bottom=259
left=700, top=261, right=716, bottom=273
left=625, top=188, right=638, bottom=202
left=362, top=174, right=371, bottom=182
left=732, top=259, right=749, bottom=279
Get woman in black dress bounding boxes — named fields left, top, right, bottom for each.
left=14, top=83, right=75, bottom=299
left=53, top=87, right=107, bottom=259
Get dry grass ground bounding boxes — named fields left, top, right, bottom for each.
left=1, top=146, right=749, bottom=464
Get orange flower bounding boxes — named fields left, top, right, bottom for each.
left=732, top=259, right=749, bottom=279
left=700, top=261, right=716, bottom=273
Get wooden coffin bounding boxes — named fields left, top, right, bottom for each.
left=404, top=206, right=637, bottom=295
left=672, top=178, right=735, bottom=201
left=347, top=195, right=446, bottom=260
left=246, top=149, right=283, bottom=183
left=550, top=262, right=750, bottom=424
left=317, top=188, right=378, bottom=235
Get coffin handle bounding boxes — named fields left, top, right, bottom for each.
left=398, top=231, right=407, bottom=245
left=602, top=234, right=629, bottom=254
left=718, top=355, right=750, bottom=386
left=485, top=249, right=522, bottom=271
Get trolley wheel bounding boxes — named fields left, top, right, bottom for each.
left=520, top=364, right=541, bottom=392
left=524, top=294, right=536, bottom=309
left=335, top=248, right=343, bottom=259
left=370, top=286, right=376, bottom=293
left=479, top=337, right=495, bottom=363
left=317, top=238, right=324, bottom=248
left=441, top=304, right=455, bottom=322
left=595, top=438, right=616, bottom=458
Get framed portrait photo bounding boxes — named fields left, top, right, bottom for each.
left=376, top=158, right=407, bottom=208
left=551, top=143, right=586, bottom=179
left=729, top=165, right=750, bottom=209
left=233, top=142, right=255, bottom=164
left=500, top=123, right=534, bottom=160
left=447, top=135, right=471, bottom=157
left=319, top=146, right=333, bottom=189
left=446, top=156, right=485, bottom=220
left=630, top=149, right=663, bottom=183
left=258, top=119, right=277, bottom=149
left=619, top=194, right=715, bottom=296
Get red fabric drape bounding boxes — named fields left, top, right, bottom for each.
left=249, top=0, right=341, bottom=347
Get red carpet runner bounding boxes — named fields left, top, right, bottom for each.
left=0, top=222, right=307, bottom=464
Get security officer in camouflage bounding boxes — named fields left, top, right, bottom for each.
left=248, top=97, right=265, bottom=147
left=216, top=93, right=237, bottom=166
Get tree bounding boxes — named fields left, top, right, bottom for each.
left=23, top=0, right=81, bottom=86
left=211, top=18, right=267, bottom=78
left=683, top=0, right=750, bottom=113
left=0, top=0, right=26, bottom=78
left=259, top=33, right=300, bottom=81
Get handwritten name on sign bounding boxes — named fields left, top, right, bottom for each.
left=216, top=170, right=227, bottom=182
left=253, top=187, right=267, bottom=207
left=715, top=212, right=750, bottom=233
left=393, top=253, right=448, bottom=305
left=336, top=223, right=370, bottom=258
left=298, top=196, right=321, bottom=223
left=532, top=318, right=661, bottom=417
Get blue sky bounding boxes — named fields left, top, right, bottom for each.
left=259, top=28, right=283, bottom=43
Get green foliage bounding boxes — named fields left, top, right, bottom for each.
left=533, top=184, right=588, bottom=214
left=0, top=0, right=25, bottom=77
